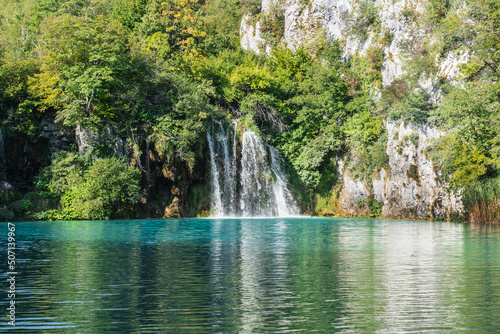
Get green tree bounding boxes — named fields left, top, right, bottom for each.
left=38, top=152, right=141, bottom=220
left=436, top=135, right=493, bottom=192
left=34, top=15, right=141, bottom=128
left=459, top=0, right=500, bottom=81
left=139, top=0, right=206, bottom=62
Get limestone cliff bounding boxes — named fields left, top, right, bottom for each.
left=241, top=0, right=468, bottom=96
left=336, top=120, right=462, bottom=219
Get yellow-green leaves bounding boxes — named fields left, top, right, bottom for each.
left=343, top=110, right=383, bottom=146
left=438, top=135, right=493, bottom=192
left=34, top=15, right=138, bottom=127
left=227, top=65, right=275, bottom=100
left=27, top=71, right=60, bottom=112
left=143, top=31, right=171, bottom=59
left=140, top=0, right=206, bottom=61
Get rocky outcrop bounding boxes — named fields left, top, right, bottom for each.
left=337, top=120, right=462, bottom=219
left=338, top=175, right=370, bottom=216
left=383, top=120, right=461, bottom=218
left=164, top=196, right=182, bottom=218
left=240, top=14, right=270, bottom=55
left=241, top=0, right=469, bottom=96
left=4, top=118, right=74, bottom=191
left=75, top=124, right=128, bottom=157
left=136, top=136, right=211, bottom=218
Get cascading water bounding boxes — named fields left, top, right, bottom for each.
left=207, top=121, right=299, bottom=217
left=207, top=122, right=238, bottom=216
left=239, top=130, right=275, bottom=216
left=207, top=129, right=223, bottom=216
left=269, top=146, right=299, bottom=217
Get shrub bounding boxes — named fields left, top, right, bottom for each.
left=356, top=198, right=367, bottom=208
left=345, top=132, right=389, bottom=182
left=345, top=1, right=380, bottom=41
left=38, top=152, right=142, bottom=220
left=344, top=110, right=383, bottom=146
left=260, top=0, right=285, bottom=46
left=426, top=0, right=450, bottom=23
left=368, top=194, right=383, bottom=217
left=432, top=135, right=492, bottom=192
left=388, top=89, right=433, bottom=124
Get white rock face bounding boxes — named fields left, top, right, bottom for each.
left=338, top=120, right=462, bottom=219
left=382, top=120, right=462, bottom=218
left=241, top=0, right=469, bottom=92
left=75, top=124, right=97, bottom=155
left=372, top=168, right=386, bottom=203
left=240, top=14, right=268, bottom=55
left=339, top=175, right=370, bottom=215
left=262, top=0, right=274, bottom=13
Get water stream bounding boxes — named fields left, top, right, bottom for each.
left=207, top=122, right=298, bottom=217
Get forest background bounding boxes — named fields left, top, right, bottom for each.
left=0, top=0, right=499, bottom=223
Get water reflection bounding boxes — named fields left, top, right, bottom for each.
left=1, top=219, right=499, bottom=332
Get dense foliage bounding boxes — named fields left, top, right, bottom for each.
left=0, top=0, right=499, bottom=222
left=35, top=152, right=142, bottom=220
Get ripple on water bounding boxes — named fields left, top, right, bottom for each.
left=0, top=218, right=499, bottom=333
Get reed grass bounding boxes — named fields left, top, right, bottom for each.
left=462, top=178, right=500, bottom=224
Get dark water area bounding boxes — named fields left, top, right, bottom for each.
left=1, top=218, right=500, bottom=333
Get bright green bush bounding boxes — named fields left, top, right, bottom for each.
left=37, top=153, right=141, bottom=220
left=344, top=110, right=383, bottom=146
left=368, top=195, right=383, bottom=218
left=345, top=132, right=389, bottom=182
left=433, top=135, right=492, bottom=192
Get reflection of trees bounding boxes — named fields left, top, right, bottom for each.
left=288, top=219, right=346, bottom=331
left=25, top=221, right=146, bottom=332
left=335, top=219, right=385, bottom=331
left=14, top=219, right=500, bottom=332
left=208, top=220, right=240, bottom=332
left=21, top=220, right=216, bottom=332
left=456, top=225, right=500, bottom=330
left=230, top=218, right=347, bottom=332
left=335, top=221, right=471, bottom=331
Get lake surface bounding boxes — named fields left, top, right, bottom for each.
left=1, top=218, right=500, bottom=333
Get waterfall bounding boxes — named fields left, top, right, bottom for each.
left=207, top=121, right=238, bottom=216
left=239, top=130, right=275, bottom=216
left=207, top=128, right=223, bottom=216
left=218, top=122, right=236, bottom=216
left=207, top=122, right=299, bottom=217
left=269, top=146, right=299, bottom=217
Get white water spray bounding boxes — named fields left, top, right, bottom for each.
left=207, top=122, right=299, bottom=217
left=269, top=146, right=299, bottom=217
left=207, top=129, right=223, bottom=217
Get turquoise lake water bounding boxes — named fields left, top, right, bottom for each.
left=1, top=218, right=500, bottom=333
